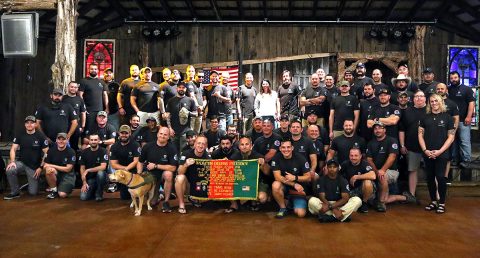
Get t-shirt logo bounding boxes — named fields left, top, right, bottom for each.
left=392, top=143, right=398, bottom=149
left=98, top=83, right=103, bottom=88
left=104, top=154, right=109, bottom=161
left=274, top=140, right=280, bottom=147
left=271, top=161, right=276, bottom=166
left=60, top=110, right=66, bottom=116
left=456, top=91, right=461, bottom=96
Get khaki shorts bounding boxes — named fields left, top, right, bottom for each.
left=407, top=151, right=423, bottom=171
left=386, top=169, right=399, bottom=184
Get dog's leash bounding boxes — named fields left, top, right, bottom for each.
left=128, top=172, right=155, bottom=189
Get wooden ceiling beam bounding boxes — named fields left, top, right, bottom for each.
left=106, top=0, right=130, bottom=18
left=360, top=0, right=373, bottom=20
left=185, top=0, right=197, bottom=18
left=237, top=0, right=244, bottom=19
left=159, top=0, right=175, bottom=19
left=336, top=0, right=347, bottom=19
left=133, top=0, right=154, bottom=20
left=78, top=0, right=104, bottom=16
left=0, top=0, right=56, bottom=11
left=263, top=0, right=267, bottom=18
left=406, top=0, right=426, bottom=19
left=453, top=0, right=480, bottom=23
left=383, top=0, right=401, bottom=20
left=209, top=0, right=221, bottom=20
left=312, top=0, right=319, bottom=18
left=78, top=17, right=124, bottom=38
left=288, top=0, right=293, bottom=18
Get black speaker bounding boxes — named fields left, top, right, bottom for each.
left=1, top=13, right=39, bottom=58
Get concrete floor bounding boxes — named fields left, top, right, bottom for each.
left=0, top=187, right=479, bottom=258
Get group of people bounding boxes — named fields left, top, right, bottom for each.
left=2, top=61, right=475, bottom=222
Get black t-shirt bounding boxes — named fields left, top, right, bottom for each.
left=84, top=124, right=117, bottom=148
left=131, top=81, right=160, bottom=113
left=391, top=89, right=414, bottom=106
left=419, top=81, right=439, bottom=98
left=322, top=86, right=341, bottom=127
left=62, top=95, right=86, bottom=123
left=340, top=160, right=373, bottom=189
left=110, top=139, right=141, bottom=171
left=160, top=82, right=178, bottom=108
left=45, top=146, right=76, bottom=174
left=119, top=77, right=140, bottom=115
left=140, top=142, right=178, bottom=173
left=368, top=103, right=401, bottom=139
left=106, top=81, right=120, bottom=113
left=301, top=85, right=327, bottom=117
left=352, top=77, right=375, bottom=99
left=278, top=83, right=301, bottom=115
left=253, top=133, right=282, bottom=156
left=78, top=77, right=107, bottom=112
left=444, top=98, right=460, bottom=118
left=203, top=129, right=226, bottom=148
left=373, top=83, right=391, bottom=97
left=366, top=136, right=399, bottom=170
left=302, top=126, right=330, bottom=147
left=211, top=148, right=240, bottom=159
left=399, top=106, right=426, bottom=152
left=12, top=131, right=48, bottom=170
left=79, top=147, right=108, bottom=179
left=35, top=103, right=78, bottom=140
left=166, top=96, right=196, bottom=134
left=316, top=175, right=349, bottom=201
left=358, top=97, right=379, bottom=141
left=237, top=84, right=257, bottom=116
left=203, top=84, right=228, bottom=118
left=224, top=86, right=235, bottom=114
left=135, top=127, right=157, bottom=144
left=330, top=134, right=366, bottom=164
left=419, top=112, right=455, bottom=159
left=131, top=127, right=144, bottom=144
left=448, top=84, right=475, bottom=122
left=178, top=148, right=211, bottom=180
left=291, top=136, right=318, bottom=165
left=271, top=152, right=310, bottom=178
left=312, top=138, right=326, bottom=161
left=246, top=129, right=264, bottom=144
left=274, top=128, right=292, bottom=139
left=330, top=95, right=360, bottom=130
left=186, top=81, right=204, bottom=107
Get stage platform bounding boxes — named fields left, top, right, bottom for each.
left=0, top=186, right=479, bottom=258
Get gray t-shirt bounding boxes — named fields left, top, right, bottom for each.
left=237, top=84, right=257, bottom=116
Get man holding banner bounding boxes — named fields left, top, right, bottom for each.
left=271, top=138, right=311, bottom=218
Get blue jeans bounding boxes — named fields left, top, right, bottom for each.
left=80, top=171, right=106, bottom=200
left=226, top=114, right=234, bottom=127
left=452, top=123, right=471, bottom=162
left=108, top=112, right=120, bottom=131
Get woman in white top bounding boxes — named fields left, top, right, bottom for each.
left=254, top=79, right=281, bottom=126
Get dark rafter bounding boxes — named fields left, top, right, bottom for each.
left=312, top=0, right=319, bottom=18
left=437, top=19, right=480, bottom=43
left=360, top=0, right=373, bottom=19
left=263, top=0, right=267, bottom=18
left=383, top=0, right=400, bottom=20
left=79, top=18, right=124, bottom=38
left=78, top=0, right=104, bottom=16
left=237, top=1, right=244, bottom=19
left=185, top=0, right=197, bottom=18
left=288, top=0, right=293, bottom=18
left=107, top=0, right=129, bottom=18
left=209, top=0, right=221, bottom=20
left=40, top=11, right=57, bottom=24
left=159, top=0, right=175, bottom=19
left=336, top=0, right=346, bottom=19
left=454, top=0, right=480, bottom=24
left=433, top=0, right=452, bottom=19
left=134, top=0, right=153, bottom=20
left=406, top=0, right=427, bottom=19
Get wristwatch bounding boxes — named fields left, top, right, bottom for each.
left=328, top=204, right=333, bottom=210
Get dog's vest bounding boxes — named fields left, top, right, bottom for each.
left=128, top=172, right=155, bottom=189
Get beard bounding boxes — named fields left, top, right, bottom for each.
left=120, top=137, right=129, bottom=143
left=89, top=71, right=97, bottom=78
left=450, top=80, right=460, bottom=86
left=178, top=90, right=185, bottom=96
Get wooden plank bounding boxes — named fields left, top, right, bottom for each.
left=190, top=26, right=200, bottom=64
left=2, top=0, right=56, bottom=10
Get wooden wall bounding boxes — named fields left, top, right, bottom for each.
left=0, top=24, right=476, bottom=140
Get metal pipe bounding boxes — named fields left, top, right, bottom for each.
left=124, top=19, right=437, bottom=25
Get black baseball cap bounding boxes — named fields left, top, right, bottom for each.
left=210, top=70, right=219, bottom=76
left=185, top=130, right=197, bottom=137
left=422, top=67, right=434, bottom=74
left=52, top=88, right=64, bottom=95
left=24, top=115, right=36, bottom=122
left=326, top=159, right=340, bottom=167
left=356, top=63, right=365, bottom=68
left=280, top=114, right=289, bottom=121
left=378, top=88, right=391, bottom=95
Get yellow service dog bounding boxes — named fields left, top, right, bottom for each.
left=109, top=170, right=155, bottom=216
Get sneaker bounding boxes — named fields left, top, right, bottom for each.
left=460, top=161, right=471, bottom=169
left=46, top=192, right=58, bottom=199
left=376, top=202, right=387, bottom=212
left=3, top=192, right=20, bottom=200
left=402, top=191, right=417, bottom=204
left=95, top=196, right=104, bottom=202
left=275, top=208, right=288, bottom=219
left=318, top=214, right=338, bottom=223
left=107, top=183, right=117, bottom=193
left=188, top=196, right=202, bottom=208
left=170, top=192, right=177, bottom=200
left=250, top=201, right=260, bottom=211
left=342, top=216, right=352, bottom=222
left=451, top=160, right=459, bottom=167
left=358, top=202, right=369, bottom=213
left=162, top=202, right=172, bottom=213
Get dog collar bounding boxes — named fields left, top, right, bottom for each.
left=126, top=173, right=134, bottom=186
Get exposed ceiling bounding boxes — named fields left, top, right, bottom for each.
left=31, top=0, right=480, bottom=42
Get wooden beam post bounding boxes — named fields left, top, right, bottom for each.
left=0, top=0, right=57, bottom=11
left=408, top=25, right=426, bottom=84
left=51, top=0, right=78, bottom=91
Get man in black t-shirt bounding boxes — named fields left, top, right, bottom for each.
left=82, top=111, right=117, bottom=150
left=253, top=119, right=282, bottom=164
left=390, top=74, right=415, bottom=106
left=447, top=71, right=475, bottom=168
left=367, top=88, right=401, bottom=140
left=118, top=65, right=140, bottom=125
left=203, top=116, right=226, bottom=152
left=78, top=63, right=109, bottom=132
left=308, top=159, right=362, bottom=222
left=246, top=116, right=264, bottom=143
left=340, top=148, right=376, bottom=212
left=419, top=68, right=439, bottom=98
left=79, top=133, right=108, bottom=201
left=62, top=81, right=87, bottom=151
left=271, top=138, right=311, bottom=218
left=299, top=73, right=327, bottom=126
left=273, top=114, right=291, bottom=139
left=358, top=83, right=378, bottom=142
left=103, top=68, right=121, bottom=130
left=278, top=70, right=301, bottom=120
left=136, top=116, right=158, bottom=146
left=290, top=120, right=318, bottom=183
left=327, top=120, right=366, bottom=164
left=110, top=125, right=142, bottom=200
left=138, top=127, right=178, bottom=212
left=165, top=81, right=197, bottom=152
left=367, top=122, right=413, bottom=212
left=211, top=136, right=239, bottom=159
left=237, top=73, right=257, bottom=132
left=182, top=130, right=197, bottom=153
left=175, top=136, right=211, bottom=213
left=131, top=67, right=160, bottom=127
left=4, top=116, right=49, bottom=199
left=130, top=114, right=142, bottom=144
left=352, top=63, right=375, bottom=99
left=36, top=88, right=78, bottom=146
left=306, top=124, right=328, bottom=174
left=322, top=75, right=341, bottom=130
left=44, top=133, right=77, bottom=199
left=329, top=80, right=360, bottom=139
left=203, top=71, right=230, bottom=131
left=372, top=69, right=391, bottom=96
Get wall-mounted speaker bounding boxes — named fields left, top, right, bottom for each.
left=1, top=13, right=39, bottom=58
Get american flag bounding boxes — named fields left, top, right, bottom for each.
left=201, top=66, right=239, bottom=91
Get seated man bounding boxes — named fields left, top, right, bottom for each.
left=175, top=135, right=211, bottom=214
left=271, top=138, right=311, bottom=218
left=308, top=159, right=362, bottom=222
left=340, top=148, right=376, bottom=213
left=211, top=135, right=239, bottom=160
left=181, top=129, right=197, bottom=153
left=82, top=111, right=117, bottom=150
left=79, top=133, right=108, bottom=201
left=44, top=133, right=77, bottom=199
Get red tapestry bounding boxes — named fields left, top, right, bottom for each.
left=83, top=39, right=115, bottom=78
